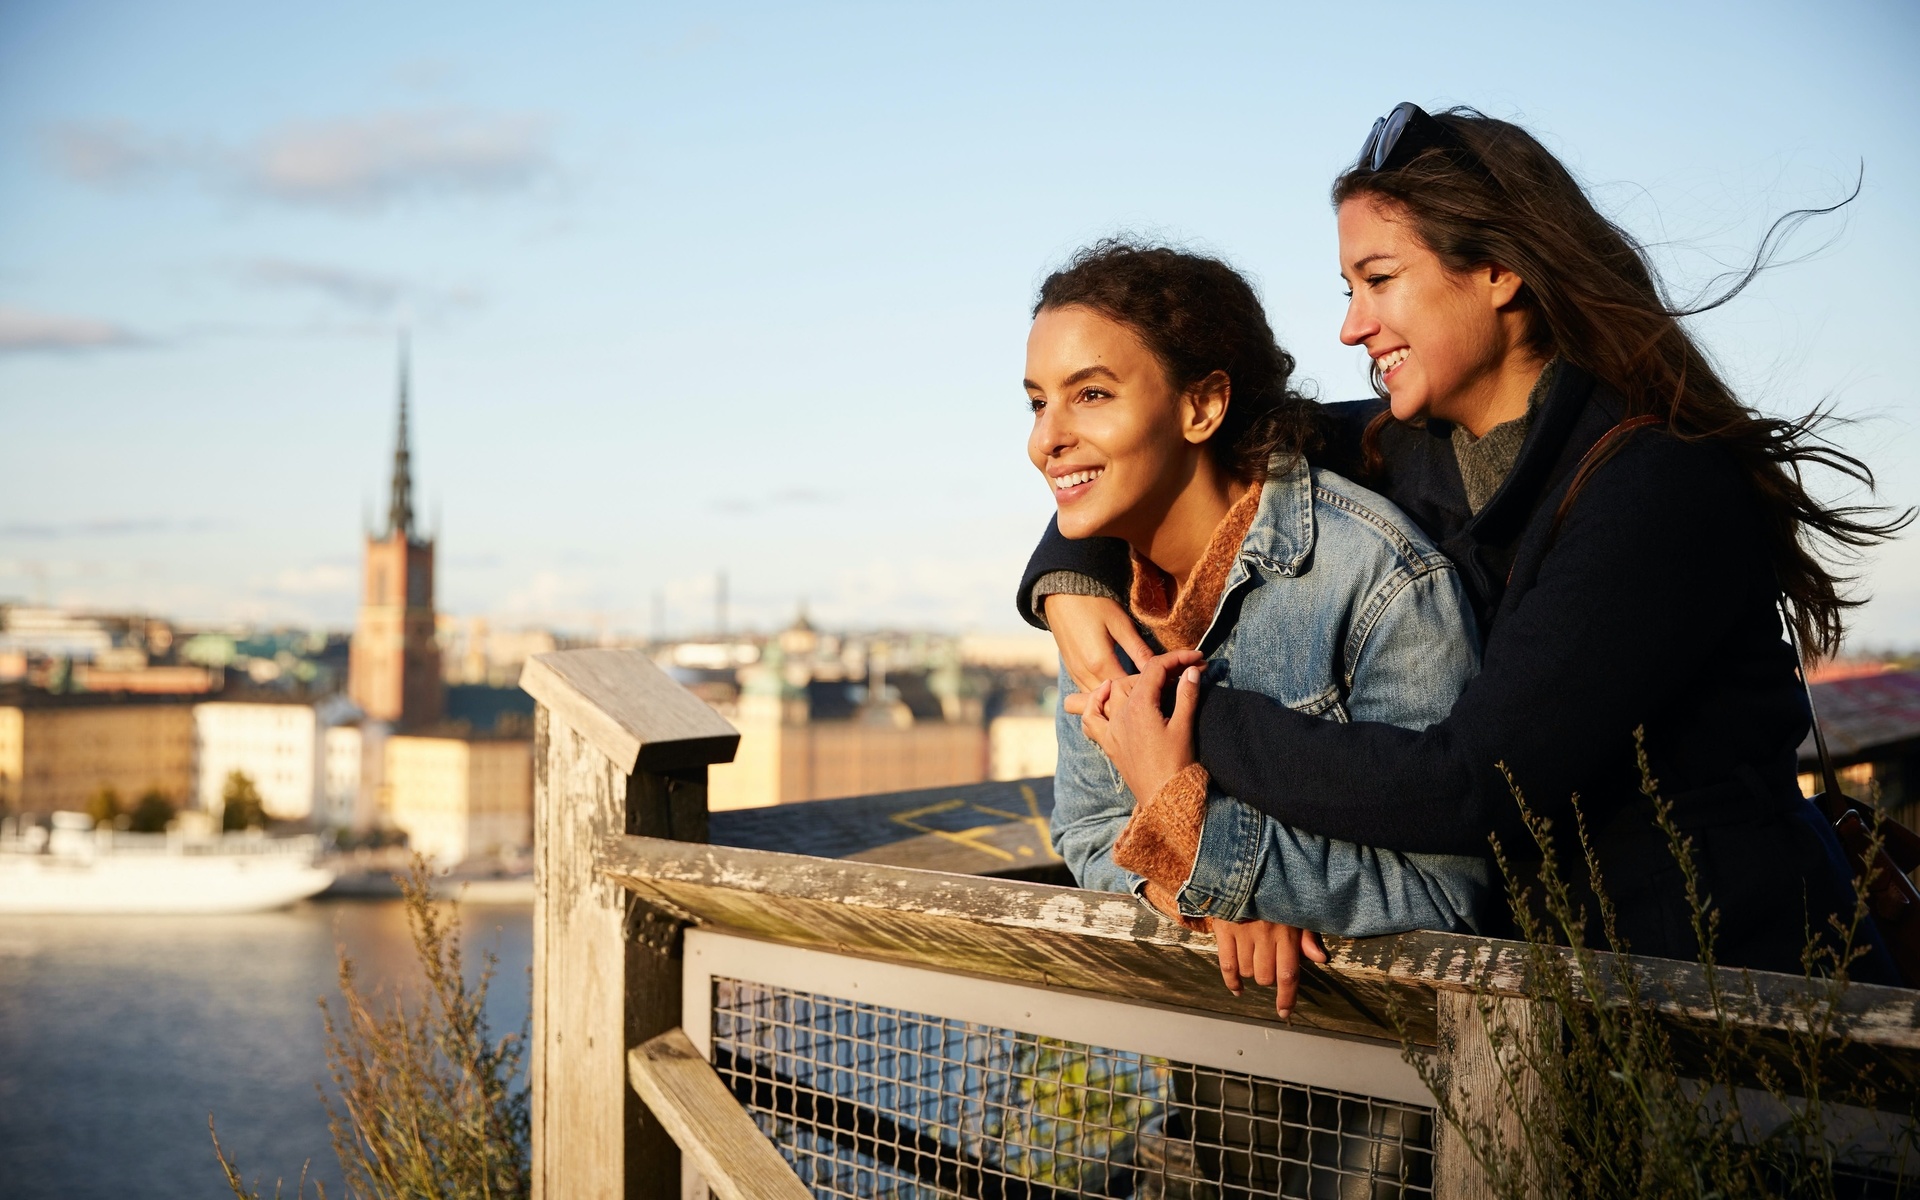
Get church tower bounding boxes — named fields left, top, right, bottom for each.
left=348, top=339, right=444, bottom=727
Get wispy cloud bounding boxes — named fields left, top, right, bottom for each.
left=0, top=518, right=223, bottom=539
left=44, top=109, right=555, bottom=211
left=246, top=260, right=403, bottom=311
left=260, top=562, right=356, bottom=597
left=43, top=122, right=182, bottom=186
left=241, top=259, right=482, bottom=318
left=0, top=306, right=143, bottom=352
left=246, top=111, right=552, bottom=207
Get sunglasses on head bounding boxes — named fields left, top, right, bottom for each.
left=1356, top=102, right=1469, bottom=173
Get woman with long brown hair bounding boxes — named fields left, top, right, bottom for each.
left=1022, top=104, right=1910, bottom=985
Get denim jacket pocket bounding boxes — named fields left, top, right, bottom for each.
left=1290, top=684, right=1349, bottom=723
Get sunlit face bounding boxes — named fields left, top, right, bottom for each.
left=1337, top=196, right=1512, bottom=426
left=1025, top=305, right=1197, bottom=543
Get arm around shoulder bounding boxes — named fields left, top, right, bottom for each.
left=1016, top=516, right=1131, bottom=629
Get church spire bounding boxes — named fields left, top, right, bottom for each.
left=387, top=333, right=415, bottom=542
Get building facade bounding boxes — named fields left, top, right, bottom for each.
left=988, top=714, right=1058, bottom=782
left=348, top=344, right=443, bottom=728
left=322, top=722, right=364, bottom=829
left=192, top=700, right=322, bottom=821
left=384, top=733, right=533, bottom=865
left=0, top=694, right=195, bottom=816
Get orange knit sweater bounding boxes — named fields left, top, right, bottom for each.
left=1112, top=481, right=1261, bottom=926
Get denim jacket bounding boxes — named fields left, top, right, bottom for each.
left=1050, top=456, right=1492, bottom=936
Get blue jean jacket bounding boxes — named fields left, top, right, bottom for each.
left=1050, top=456, right=1492, bottom=936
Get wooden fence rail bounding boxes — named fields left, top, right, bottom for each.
left=523, top=648, right=1920, bottom=1200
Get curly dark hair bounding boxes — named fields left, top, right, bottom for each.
left=1033, top=239, right=1323, bottom=481
left=1333, top=109, right=1911, bottom=657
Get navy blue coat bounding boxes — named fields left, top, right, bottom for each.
left=1018, top=363, right=1890, bottom=980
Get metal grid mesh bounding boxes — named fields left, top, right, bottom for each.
left=711, top=976, right=1434, bottom=1200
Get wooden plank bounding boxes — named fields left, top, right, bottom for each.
left=521, top=649, right=739, bottom=774
left=1433, top=990, right=1549, bottom=1200
left=627, top=1028, right=812, bottom=1200
left=595, top=834, right=1920, bottom=1078
left=533, top=707, right=635, bottom=1200
left=534, top=715, right=728, bottom=1200
left=1334, top=929, right=1920, bottom=1054
left=710, top=776, right=1057, bottom=869
left=600, top=832, right=1435, bottom=1044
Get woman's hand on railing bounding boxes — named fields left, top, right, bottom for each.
left=1079, top=652, right=1206, bottom=802
left=1046, top=594, right=1156, bottom=709
left=1207, top=919, right=1329, bottom=1019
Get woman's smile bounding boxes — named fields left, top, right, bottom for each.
left=1373, top=346, right=1411, bottom=381
left=1050, top=465, right=1106, bottom=503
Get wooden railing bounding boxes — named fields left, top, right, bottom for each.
left=522, top=648, right=1920, bottom=1200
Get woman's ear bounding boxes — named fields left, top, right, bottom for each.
left=1182, top=371, right=1232, bottom=445
left=1486, top=263, right=1527, bottom=310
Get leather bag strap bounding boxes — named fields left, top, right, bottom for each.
left=1778, top=596, right=1846, bottom=810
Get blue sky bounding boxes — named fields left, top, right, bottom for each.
left=2, top=0, right=1917, bottom=643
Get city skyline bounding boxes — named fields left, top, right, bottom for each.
left=2, top=2, right=1918, bottom=644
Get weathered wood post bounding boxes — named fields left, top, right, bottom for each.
left=520, top=649, right=740, bottom=1200
left=1433, top=987, right=1552, bottom=1200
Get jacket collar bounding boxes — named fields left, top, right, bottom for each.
left=1463, top=360, right=1612, bottom=543
left=1237, top=452, right=1316, bottom=574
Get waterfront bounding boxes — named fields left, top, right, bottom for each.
left=0, top=898, right=532, bottom=1199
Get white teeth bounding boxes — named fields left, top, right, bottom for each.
left=1053, top=468, right=1103, bottom=490
left=1376, top=348, right=1410, bottom=373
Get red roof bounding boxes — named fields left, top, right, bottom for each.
left=1800, top=669, right=1920, bottom=765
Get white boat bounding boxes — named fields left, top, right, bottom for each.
left=0, top=812, right=337, bottom=915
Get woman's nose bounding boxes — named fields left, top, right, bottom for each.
left=1339, top=296, right=1377, bottom=347
left=1032, top=403, right=1073, bottom=457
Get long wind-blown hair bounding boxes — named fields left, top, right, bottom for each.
left=1334, top=109, right=1910, bottom=657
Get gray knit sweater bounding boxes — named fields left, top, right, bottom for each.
left=1451, top=360, right=1559, bottom=515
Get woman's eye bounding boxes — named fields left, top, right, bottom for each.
left=1027, top=395, right=1046, bottom=414
left=1342, top=288, right=1354, bottom=300
left=1367, top=274, right=1392, bottom=287
left=1079, top=388, right=1111, bottom=403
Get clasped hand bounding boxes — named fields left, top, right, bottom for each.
left=1069, top=648, right=1207, bottom=805
left=1066, top=645, right=1329, bottom=1017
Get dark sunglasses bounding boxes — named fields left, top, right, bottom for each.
left=1356, top=102, right=1468, bottom=173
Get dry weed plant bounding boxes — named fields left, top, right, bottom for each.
left=1392, top=730, right=1919, bottom=1199
left=212, top=857, right=530, bottom=1199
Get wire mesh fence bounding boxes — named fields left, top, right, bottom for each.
left=709, top=976, right=1436, bottom=1200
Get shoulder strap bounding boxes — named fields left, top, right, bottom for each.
left=1780, top=596, right=1845, bottom=808
left=1548, top=414, right=1665, bottom=537
left=1568, top=413, right=1663, bottom=493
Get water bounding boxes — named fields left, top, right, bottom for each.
left=0, top=899, right=532, bottom=1200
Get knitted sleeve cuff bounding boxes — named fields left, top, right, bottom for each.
left=1113, top=762, right=1209, bottom=900
left=1029, top=570, right=1125, bottom=626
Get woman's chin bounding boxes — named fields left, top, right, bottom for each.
left=1387, top=388, right=1428, bottom=424
left=1055, top=508, right=1114, bottom=541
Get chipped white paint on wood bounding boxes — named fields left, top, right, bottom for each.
left=597, top=833, right=1920, bottom=1065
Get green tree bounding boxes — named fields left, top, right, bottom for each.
left=221, top=771, right=268, bottom=832
left=128, top=788, right=175, bottom=833
left=86, top=786, right=122, bottom=828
